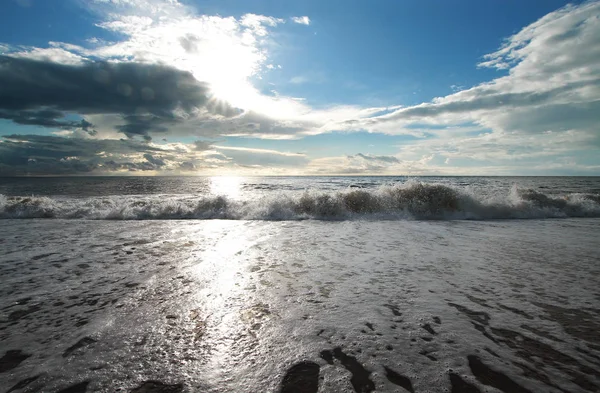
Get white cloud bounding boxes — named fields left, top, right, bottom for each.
left=291, top=16, right=311, bottom=25
left=323, top=0, right=600, bottom=174
left=358, top=1, right=600, bottom=137
left=52, top=130, right=75, bottom=137
left=305, top=153, right=442, bottom=175
left=79, top=3, right=360, bottom=135
left=8, top=47, right=86, bottom=65
left=241, top=14, right=285, bottom=36
left=2, top=0, right=599, bottom=175
left=89, top=0, right=186, bottom=17
left=214, top=145, right=305, bottom=157
left=209, top=145, right=309, bottom=168
left=0, top=0, right=387, bottom=142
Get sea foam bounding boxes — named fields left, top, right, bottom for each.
left=1, top=182, right=599, bottom=220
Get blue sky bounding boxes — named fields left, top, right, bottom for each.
left=0, top=0, right=598, bottom=175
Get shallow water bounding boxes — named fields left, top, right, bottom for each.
left=1, top=218, right=599, bottom=392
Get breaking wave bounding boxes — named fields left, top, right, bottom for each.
left=1, top=182, right=599, bottom=220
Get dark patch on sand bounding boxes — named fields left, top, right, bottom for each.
left=448, top=303, right=490, bottom=325
left=471, top=323, right=498, bottom=344
left=57, top=381, right=90, bottom=393
left=421, top=323, right=437, bottom=335
left=130, top=380, right=184, bottom=393
left=511, top=362, right=568, bottom=393
left=7, top=375, right=41, bottom=392
left=8, top=304, right=42, bottom=321
left=497, top=304, right=534, bottom=319
left=534, top=302, right=600, bottom=344
left=419, top=350, right=437, bottom=361
left=383, top=366, right=414, bottom=392
left=320, top=350, right=334, bottom=365
left=483, top=347, right=500, bottom=358
left=0, top=350, right=30, bottom=373
left=383, top=304, right=402, bottom=316
left=63, top=337, right=97, bottom=357
left=520, top=325, right=564, bottom=343
left=449, top=373, right=481, bottom=393
left=280, top=361, right=320, bottom=393
left=331, top=347, right=375, bottom=393
left=32, top=252, right=58, bottom=260
left=489, top=326, right=600, bottom=390
left=468, top=355, right=533, bottom=393
left=466, top=295, right=492, bottom=309
left=365, top=322, right=374, bottom=331
left=433, top=316, right=441, bottom=324
left=449, top=302, right=506, bottom=346
left=75, top=318, right=89, bottom=327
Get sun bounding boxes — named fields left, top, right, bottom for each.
left=207, top=79, right=258, bottom=112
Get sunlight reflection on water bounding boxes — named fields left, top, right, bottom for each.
left=188, top=220, right=263, bottom=385
left=209, top=176, right=245, bottom=200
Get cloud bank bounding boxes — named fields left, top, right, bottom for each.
left=0, top=56, right=238, bottom=140
left=0, top=0, right=599, bottom=175
left=335, top=1, right=600, bottom=173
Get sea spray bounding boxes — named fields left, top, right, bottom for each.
left=1, top=182, right=599, bottom=220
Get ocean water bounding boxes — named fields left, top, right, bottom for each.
left=1, top=176, right=600, bottom=220
left=0, top=176, right=599, bottom=392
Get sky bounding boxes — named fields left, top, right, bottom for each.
left=0, top=0, right=599, bottom=176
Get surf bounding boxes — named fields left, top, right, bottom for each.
left=1, top=182, right=599, bottom=220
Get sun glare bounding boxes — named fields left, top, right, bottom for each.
left=207, top=80, right=257, bottom=111
left=209, top=176, right=245, bottom=199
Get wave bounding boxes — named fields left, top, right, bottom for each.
left=1, top=182, right=599, bottom=220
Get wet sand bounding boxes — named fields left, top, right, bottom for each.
left=1, top=219, right=599, bottom=392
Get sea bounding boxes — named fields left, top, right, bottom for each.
left=0, top=176, right=599, bottom=392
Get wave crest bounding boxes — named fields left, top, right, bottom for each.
left=1, top=182, right=599, bottom=220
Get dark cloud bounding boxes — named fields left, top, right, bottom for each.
left=193, top=140, right=213, bottom=151
left=115, top=114, right=178, bottom=140
left=0, top=109, right=97, bottom=135
left=0, top=134, right=308, bottom=175
left=195, top=110, right=311, bottom=137
left=0, top=134, right=170, bottom=175
left=0, top=55, right=235, bottom=139
left=179, top=161, right=196, bottom=170
left=143, top=153, right=166, bottom=167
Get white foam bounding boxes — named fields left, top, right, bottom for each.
left=1, top=218, right=599, bottom=391
left=1, top=182, right=598, bottom=220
